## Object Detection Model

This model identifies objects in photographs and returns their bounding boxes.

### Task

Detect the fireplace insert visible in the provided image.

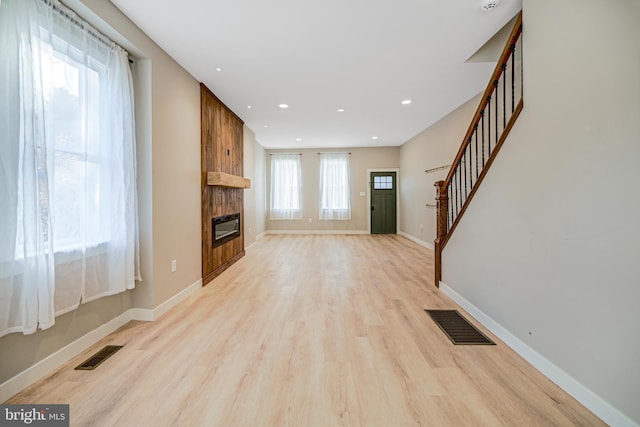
[212,213,240,247]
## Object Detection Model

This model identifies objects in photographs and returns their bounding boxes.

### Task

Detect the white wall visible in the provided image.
[399,93,481,246]
[442,0,640,424]
[244,126,267,247]
[0,0,202,386]
[266,147,399,232]
[254,141,267,238]
[68,0,202,310]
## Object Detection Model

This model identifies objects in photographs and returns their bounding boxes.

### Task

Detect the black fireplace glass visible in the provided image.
[212,213,240,247]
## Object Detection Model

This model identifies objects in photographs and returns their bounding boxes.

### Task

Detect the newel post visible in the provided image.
[434,180,448,288]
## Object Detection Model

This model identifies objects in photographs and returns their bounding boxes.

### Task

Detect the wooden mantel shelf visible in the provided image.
[207,171,251,189]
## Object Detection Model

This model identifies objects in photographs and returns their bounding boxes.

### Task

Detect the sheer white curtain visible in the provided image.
[0,0,140,338]
[270,154,302,220]
[319,153,351,220]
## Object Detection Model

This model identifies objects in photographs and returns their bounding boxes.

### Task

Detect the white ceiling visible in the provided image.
[110,0,521,149]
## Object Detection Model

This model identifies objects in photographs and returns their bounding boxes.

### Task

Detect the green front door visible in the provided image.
[370,172,397,234]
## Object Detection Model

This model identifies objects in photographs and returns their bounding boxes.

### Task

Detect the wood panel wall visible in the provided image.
[201,83,245,285]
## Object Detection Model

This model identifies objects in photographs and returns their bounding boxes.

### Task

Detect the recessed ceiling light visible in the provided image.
[337,108,345,112]
[216,67,223,72]
[263,125,268,128]
[295,138,302,141]
[279,104,289,109]
[401,99,412,105]
[371,136,379,140]
[247,105,252,109]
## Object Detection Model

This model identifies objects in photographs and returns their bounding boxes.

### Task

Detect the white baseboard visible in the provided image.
[0,310,133,403]
[398,231,434,250]
[244,231,267,251]
[128,307,154,322]
[439,281,638,427]
[145,278,202,320]
[0,278,203,403]
[245,232,266,250]
[265,230,368,235]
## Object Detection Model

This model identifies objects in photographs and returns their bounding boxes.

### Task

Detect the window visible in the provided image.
[373,175,394,190]
[319,153,351,220]
[44,42,104,249]
[270,154,302,220]
[0,0,140,337]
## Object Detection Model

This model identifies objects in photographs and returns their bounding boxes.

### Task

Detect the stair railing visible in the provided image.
[434,12,523,286]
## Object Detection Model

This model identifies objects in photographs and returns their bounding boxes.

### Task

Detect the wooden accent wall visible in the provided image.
[201,83,245,285]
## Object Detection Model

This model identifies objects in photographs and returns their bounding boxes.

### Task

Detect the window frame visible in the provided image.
[269,154,303,220]
[42,36,109,253]
[319,153,351,221]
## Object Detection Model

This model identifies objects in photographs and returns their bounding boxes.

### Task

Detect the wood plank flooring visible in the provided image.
[6,235,605,426]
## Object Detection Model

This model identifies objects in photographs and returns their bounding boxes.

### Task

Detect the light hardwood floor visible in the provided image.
[7,234,604,426]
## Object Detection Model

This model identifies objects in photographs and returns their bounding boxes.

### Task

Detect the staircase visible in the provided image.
[434,12,523,286]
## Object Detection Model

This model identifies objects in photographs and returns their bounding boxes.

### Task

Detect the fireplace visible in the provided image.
[212,213,240,247]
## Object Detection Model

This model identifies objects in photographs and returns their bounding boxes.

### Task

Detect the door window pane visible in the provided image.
[373,175,393,190]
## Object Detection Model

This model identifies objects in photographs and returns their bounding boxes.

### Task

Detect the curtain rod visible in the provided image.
[43,0,132,61]
[268,153,302,155]
[317,152,351,155]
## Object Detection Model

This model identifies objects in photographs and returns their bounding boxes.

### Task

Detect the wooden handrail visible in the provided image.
[440,99,523,250]
[443,12,522,188]
[433,12,523,287]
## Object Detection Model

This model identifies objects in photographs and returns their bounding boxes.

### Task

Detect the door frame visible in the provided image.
[366,168,400,234]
